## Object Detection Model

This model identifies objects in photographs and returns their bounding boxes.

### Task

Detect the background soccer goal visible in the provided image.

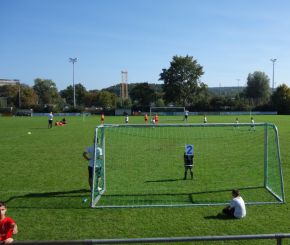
[91,123,285,208]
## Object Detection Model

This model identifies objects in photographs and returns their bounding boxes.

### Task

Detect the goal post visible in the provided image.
[91,123,285,208]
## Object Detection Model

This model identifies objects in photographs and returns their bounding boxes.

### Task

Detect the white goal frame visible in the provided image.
[91,123,285,208]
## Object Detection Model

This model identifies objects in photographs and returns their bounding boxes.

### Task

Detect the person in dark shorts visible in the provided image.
[83,140,103,191]
[222,189,246,219]
[184,110,189,122]
[48,112,53,128]
[183,153,194,180]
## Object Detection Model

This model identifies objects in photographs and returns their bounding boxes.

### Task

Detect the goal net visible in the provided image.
[91,123,285,208]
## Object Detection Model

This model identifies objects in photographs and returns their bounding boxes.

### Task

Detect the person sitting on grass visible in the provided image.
[0,201,18,244]
[222,189,246,219]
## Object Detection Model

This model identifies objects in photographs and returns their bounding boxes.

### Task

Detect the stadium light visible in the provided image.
[270,58,277,91]
[69,57,78,108]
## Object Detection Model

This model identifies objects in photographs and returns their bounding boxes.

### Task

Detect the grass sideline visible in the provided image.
[0,114,289,244]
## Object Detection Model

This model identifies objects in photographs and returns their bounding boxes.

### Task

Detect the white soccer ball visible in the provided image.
[28,132,31,135]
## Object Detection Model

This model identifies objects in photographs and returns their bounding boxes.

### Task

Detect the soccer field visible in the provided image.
[0,114,290,243]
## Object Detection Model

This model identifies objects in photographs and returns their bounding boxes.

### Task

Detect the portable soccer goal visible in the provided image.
[91,123,285,208]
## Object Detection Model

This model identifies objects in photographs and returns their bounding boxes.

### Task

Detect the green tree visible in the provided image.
[60,83,87,106]
[115,97,132,108]
[159,55,205,106]
[0,85,19,107]
[98,91,116,108]
[0,84,38,108]
[129,82,156,107]
[85,90,116,109]
[20,85,38,108]
[245,71,271,106]
[84,91,99,107]
[122,98,132,108]
[271,84,290,114]
[33,78,60,106]
[155,98,165,107]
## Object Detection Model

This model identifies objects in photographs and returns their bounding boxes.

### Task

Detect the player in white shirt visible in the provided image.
[48,112,53,129]
[83,140,103,191]
[250,117,255,131]
[222,189,246,218]
[184,110,189,122]
[125,115,129,124]
[234,117,239,129]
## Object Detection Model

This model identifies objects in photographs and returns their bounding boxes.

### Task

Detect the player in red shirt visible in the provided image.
[144,113,148,123]
[154,114,159,124]
[0,202,18,244]
[100,113,105,124]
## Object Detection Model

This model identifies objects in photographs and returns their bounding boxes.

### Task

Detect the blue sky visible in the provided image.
[1,0,290,91]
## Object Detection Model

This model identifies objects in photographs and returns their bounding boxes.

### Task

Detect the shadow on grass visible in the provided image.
[5,189,89,204]
[145,178,182,183]
[5,186,265,209]
[29,127,50,130]
[204,213,235,220]
[102,186,263,198]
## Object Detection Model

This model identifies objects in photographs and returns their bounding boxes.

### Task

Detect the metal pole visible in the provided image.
[73,62,76,108]
[270,58,277,91]
[69,58,78,108]
[18,83,21,108]
[272,61,275,90]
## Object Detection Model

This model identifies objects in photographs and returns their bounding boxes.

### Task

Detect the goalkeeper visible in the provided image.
[183,152,194,180]
[83,138,103,192]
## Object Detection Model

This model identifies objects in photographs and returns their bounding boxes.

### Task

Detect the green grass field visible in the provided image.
[1,114,290,244]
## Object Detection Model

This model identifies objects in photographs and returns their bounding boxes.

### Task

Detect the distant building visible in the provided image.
[0,79,19,86]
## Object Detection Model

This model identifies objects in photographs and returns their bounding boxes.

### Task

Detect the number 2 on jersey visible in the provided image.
[185,144,194,156]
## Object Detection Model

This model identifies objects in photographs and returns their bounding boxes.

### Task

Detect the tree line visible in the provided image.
[1,55,290,114]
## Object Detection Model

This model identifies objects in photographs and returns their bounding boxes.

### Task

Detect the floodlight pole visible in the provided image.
[270,58,277,91]
[69,57,78,108]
